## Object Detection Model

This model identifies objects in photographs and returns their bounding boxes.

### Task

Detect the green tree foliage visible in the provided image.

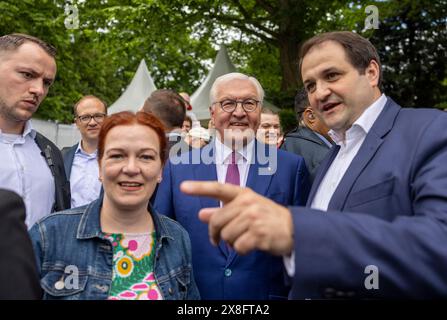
[167,0,366,108]
[1,0,445,123]
[1,0,216,122]
[279,108,297,134]
[369,0,447,108]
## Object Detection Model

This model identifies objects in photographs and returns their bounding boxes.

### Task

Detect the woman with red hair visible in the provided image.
[29,111,199,300]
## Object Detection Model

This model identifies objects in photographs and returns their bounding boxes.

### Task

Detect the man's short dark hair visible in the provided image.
[294,88,310,122]
[142,89,186,131]
[0,33,56,57]
[299,31,382,87]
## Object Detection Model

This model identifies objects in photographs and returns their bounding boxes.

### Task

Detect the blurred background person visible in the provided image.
[181,115,192,134]
[142,89,189,155]
[179,92,200,128]
[184,126,210,149]
[179,92,193,111]
[29,111,199,300]
[62,95,107,208]
[256,107,283,147]
[281,88,333,182]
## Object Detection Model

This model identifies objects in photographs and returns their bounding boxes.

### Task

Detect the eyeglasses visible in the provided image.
[77,113,106,124]
[213,98,260,113]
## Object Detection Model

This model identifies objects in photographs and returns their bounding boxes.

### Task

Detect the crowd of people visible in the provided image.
[1,31,446,300]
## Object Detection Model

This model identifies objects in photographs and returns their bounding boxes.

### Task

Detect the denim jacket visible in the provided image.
[28,198,200,300]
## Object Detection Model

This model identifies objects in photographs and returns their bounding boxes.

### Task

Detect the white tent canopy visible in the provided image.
[31,59,156,148]
[108,59,157,114]
[190,46,279,121]
[190,46,236,120]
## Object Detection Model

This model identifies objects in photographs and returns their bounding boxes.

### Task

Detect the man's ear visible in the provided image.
[366,60,380,87]
[303,108,315,126]
[209,106,215,119]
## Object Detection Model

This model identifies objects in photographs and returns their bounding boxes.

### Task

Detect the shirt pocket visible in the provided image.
[346,177,395,209]
[41,269,89,300]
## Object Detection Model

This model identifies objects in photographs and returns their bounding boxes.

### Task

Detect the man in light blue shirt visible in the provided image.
[62,95,107,208]
[0,33,70,228]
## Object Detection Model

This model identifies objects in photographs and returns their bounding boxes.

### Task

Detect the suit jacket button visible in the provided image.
[224,268,232,277]
[168,287,174,295]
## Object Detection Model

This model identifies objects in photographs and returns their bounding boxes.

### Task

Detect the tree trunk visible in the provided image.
[278,36,301,92]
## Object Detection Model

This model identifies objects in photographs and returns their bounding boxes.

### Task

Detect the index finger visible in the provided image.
[180,181,242,204]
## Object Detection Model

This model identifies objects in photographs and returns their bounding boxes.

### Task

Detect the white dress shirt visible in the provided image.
[284,94,388,276]
[0,120,55,228]
[214,137,254,189]
[311,94,387,211]
[70,142,101,208]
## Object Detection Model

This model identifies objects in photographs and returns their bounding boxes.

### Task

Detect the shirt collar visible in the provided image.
[329,94,387,145]
[0,120,36,141]
[313,132,333,148]
[75,141,98,157]
[24,120,37,139]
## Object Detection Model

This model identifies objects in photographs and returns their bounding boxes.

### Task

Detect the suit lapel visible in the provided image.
[226,141,274,265]
[64,143,78,179]
[328,98,400,210]
[246,141,274,197]
[193,144,220,209]
[191,144,230,257]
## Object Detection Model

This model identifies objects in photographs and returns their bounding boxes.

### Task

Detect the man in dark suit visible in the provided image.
[142,89,190,156]
[180,32,447,298]
[281,88,333,183]
[0,189,41,299]
[62,95,107,208]
[154,72,309,299]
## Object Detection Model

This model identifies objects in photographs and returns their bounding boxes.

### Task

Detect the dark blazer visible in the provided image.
[35,133,71,212]
[0,189,41,299]
[154,140,309,299]
[166,133,191,158]
[281,126,332,183]
[61,143,78,179]
[289,98,447,299]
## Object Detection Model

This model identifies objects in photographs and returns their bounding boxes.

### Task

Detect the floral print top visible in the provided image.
[104,232,163,300]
